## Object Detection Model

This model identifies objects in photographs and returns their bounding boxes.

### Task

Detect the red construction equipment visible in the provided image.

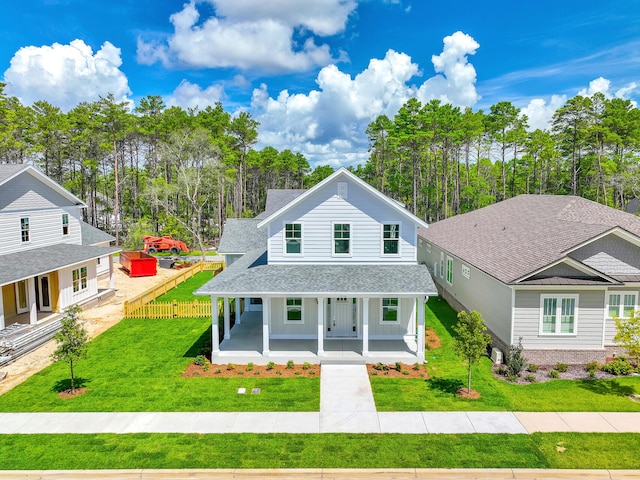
[142,235,189,254]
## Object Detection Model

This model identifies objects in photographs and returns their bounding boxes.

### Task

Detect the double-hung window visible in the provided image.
[333,223,350,255]
[62,213,69,235]
[72,266,88,293]
[608,292,637,318]
[285,298,303,323]
[382,298,399,323]
[540,294,578,334]
[20,217,29,242]
[284,223,302,254]
[382,224,399,255]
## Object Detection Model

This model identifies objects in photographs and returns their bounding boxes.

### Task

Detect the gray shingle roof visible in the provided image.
[0,164,28,184]
[217,219,267,254]
[196,248,437,297]
[419,194,640,284]
[0,244,120,286]
[81,221,115,246]
[255,189,306,219]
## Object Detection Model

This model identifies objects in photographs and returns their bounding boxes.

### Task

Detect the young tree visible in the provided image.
[52,305,89,393]
[454,310,491,394]
[614,312,640,366]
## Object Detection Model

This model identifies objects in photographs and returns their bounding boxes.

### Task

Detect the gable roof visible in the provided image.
[257,168,429,229]
[419,194,640,284]
[0,164,86,207]
[255,189,305,219]
[81,221,115,246]
[217,218,267,254]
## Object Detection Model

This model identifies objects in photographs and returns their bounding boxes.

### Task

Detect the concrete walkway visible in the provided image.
[2,364,640,434]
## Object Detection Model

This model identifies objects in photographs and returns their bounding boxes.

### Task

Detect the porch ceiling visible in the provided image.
[0,244,120,286]
[196,248,437,297]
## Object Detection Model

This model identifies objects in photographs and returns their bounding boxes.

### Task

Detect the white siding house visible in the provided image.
[197,168,437,363]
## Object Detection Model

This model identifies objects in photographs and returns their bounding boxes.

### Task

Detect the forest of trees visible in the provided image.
[1,80,639,250]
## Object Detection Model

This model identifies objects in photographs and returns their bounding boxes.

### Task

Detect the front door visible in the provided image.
[38,275,52,312]
[329,297,355,337]
[15,280,28,314]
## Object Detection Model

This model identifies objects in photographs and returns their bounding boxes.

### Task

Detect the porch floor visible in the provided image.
[216,311,421,365]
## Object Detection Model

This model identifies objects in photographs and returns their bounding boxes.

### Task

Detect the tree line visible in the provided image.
[1,81,639,250]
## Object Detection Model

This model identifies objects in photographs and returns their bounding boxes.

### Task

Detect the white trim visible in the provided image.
[284,297,304,324]
[331,221,352,257]
[256,168,429,229]
[0,165,87,206]
[439,252,444,279]
[381,222,401,257]
[605,290,638,319]
[446,256,453,286]
[282,221,303,256]
[562,227,640,255]
[270,333,316,340]
[380,297,400,324]
[510,287,515,345]
[515,256,619,284]
[538,293,579,336]
[20,216,30,243]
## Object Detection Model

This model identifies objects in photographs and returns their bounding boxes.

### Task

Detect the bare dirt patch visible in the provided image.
[426,328,440,349]
[456,387,480,399]
[184,362,320,378]
[57,387,87,399]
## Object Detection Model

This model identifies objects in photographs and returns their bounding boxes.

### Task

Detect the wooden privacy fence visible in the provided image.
[123,259,224,319]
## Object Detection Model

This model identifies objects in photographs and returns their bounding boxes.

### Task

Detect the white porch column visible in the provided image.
[223,297,231,339]
[262,297,270,355]
[211,296,220,356]
[362,297,369,357]
[417,296,426,360]
[235,298,241,325]
[317,297,324,356]
[28,277,37,324]
[108,255,115,289]
[0,287,5,330]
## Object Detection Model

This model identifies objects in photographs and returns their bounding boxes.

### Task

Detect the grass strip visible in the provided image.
[0,433,638,470]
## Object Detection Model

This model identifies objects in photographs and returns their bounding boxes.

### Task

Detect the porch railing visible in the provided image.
[123,260,224,319]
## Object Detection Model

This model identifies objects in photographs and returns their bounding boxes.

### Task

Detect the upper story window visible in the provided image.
[381,298,399,323]
[608,292,637,318]
[72,266,88,293]
[20,217,29,242]
[62,213,69,235]
[382,224,400,255]
[284,223,302,254]
[540,294,578,335]
[333,223,350,255]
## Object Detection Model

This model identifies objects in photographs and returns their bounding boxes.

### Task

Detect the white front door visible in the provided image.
[15,280,28,314]
[38,275,52,312]
[329,297,356,337]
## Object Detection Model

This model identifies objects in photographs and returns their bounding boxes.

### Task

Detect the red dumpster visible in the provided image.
[120,251,157,277]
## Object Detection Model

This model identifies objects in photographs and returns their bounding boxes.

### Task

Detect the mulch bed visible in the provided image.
[184,363,320,378]
[367,363,429,378]
[492,364,622,384]
[456,387,480,399]
[57,387,87,399]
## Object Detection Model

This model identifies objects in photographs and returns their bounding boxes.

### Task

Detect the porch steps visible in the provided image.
[319,358,366,365]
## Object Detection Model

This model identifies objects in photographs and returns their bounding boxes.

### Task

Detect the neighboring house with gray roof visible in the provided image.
[0,164,119,330]
[197,168,437,362]
[418,194,640,364]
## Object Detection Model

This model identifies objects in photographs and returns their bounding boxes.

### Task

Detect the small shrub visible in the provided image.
[214,368,221,374]
[588,369,596,378]
[395,362,402,372]
[237,371,244,376]
[254,371,260,376]
[194,355,206,366]
[286,360,294,369]
[203,362,210,372]
[302,362,311,370]
[555,363,568,373]
[382,364,390,371]
[506,337,527,377]
[402,370,409,375]
[601,359,634,376]
[524,374,536,383]
[506,373,518,382]
[275,370,282,376]
[526,364,539,373]
[373,362,384,371]
[548,369,559,379]
[267,361,275,370]
[585,361,599,372]
[294,371,300,375]
[496,366,507,376]
[371,370,378,376]
[412,362,421,371]
[309,370,316,375]
[246,362,254,371]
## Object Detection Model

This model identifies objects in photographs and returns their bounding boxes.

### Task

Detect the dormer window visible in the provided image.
[284,223,302,254]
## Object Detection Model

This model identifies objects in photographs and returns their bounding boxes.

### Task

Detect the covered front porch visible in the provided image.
[214,310,421,364]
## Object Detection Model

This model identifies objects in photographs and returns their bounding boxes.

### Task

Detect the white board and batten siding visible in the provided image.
[267,177,417,264]
[57,261,99,310]
[513,289,606,349]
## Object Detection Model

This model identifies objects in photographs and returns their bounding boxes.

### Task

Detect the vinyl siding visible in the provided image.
[570,234,640,276]
[513,289,605,349]
[270,297,318,338]
[267,178,417,264]
[0,171,78,211]
[58,261,98,309]
[419,240,513,346]
[367,297,414,338]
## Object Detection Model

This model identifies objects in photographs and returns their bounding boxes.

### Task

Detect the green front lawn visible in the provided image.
[152,270,214,302]
[372,297,640,411]
[0,317,318,412]
[0,433,638,469]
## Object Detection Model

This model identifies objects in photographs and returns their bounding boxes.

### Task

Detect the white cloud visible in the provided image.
[577,76,611,97]
[521,95,566,131]
[251,33,481,167]
[137,0,356,73]
[166,80,225,110]
[3,39,131,111]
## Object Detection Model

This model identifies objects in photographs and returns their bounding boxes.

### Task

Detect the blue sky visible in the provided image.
[2,0,639,167]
